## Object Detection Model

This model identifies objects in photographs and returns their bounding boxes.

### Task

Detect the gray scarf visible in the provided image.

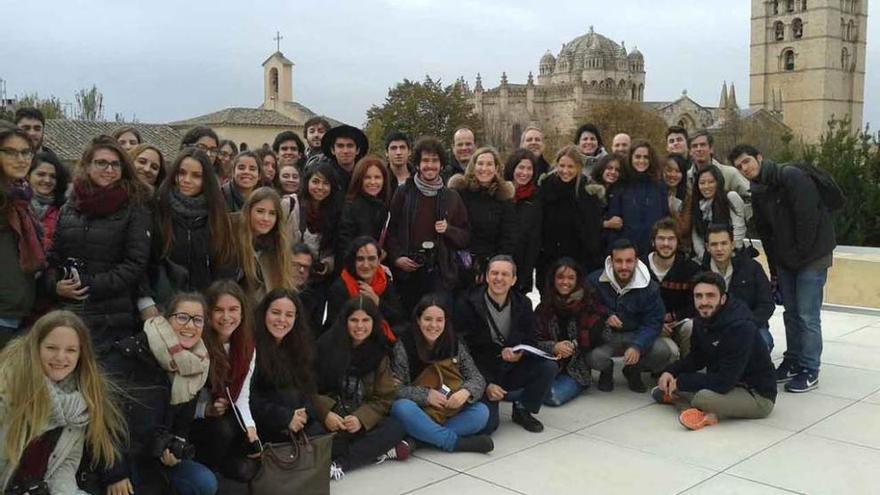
[169,189,209,219]
[414,174,443,197]
[30,193,54,221]
[47,375,89,430]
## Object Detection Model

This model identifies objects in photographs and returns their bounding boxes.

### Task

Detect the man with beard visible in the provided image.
[519,126,549,178]
[643,218,700,360]
[14,108,58,159]
[385,131,412,190]
[455,256,557,434]
[588,239,671,393]
[442,128,476,183]
[304,116,330,159]
[611,133,631,157]
[655,272,776,430]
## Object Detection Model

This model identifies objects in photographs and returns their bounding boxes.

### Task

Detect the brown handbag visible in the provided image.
[249,430,334,495]
[413,357,465,424]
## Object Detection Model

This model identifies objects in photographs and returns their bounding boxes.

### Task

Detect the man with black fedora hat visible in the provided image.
[321,124,369,193]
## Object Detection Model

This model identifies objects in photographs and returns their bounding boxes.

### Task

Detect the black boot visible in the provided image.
[623,365,646,393]
[454,435,495,453]
[512,407,544,433]
[598,370,614,392]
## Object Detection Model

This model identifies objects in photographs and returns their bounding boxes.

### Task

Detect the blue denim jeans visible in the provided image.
[777,266,827,371]
[391,399,489,452]
[543,374,585,407]
[758,324,774,353]
[167,459,218,495]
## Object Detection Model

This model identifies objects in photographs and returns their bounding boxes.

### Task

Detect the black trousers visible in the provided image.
[331,417,407,471]
[190,413,258,482]
[481,355,558,434]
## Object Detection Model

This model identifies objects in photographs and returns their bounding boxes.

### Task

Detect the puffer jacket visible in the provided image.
[448,174,518,264]
[607,177,669,257]
[48,201,152,353]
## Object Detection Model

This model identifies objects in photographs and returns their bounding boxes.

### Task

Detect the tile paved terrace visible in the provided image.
[325,306,880,495]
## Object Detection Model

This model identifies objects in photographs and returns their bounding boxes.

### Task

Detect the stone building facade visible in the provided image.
[749,0,868,141]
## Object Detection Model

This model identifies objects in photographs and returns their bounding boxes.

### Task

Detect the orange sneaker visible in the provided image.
[679,408,719,431]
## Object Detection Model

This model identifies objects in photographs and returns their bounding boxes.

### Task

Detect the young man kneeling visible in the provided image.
[654,272,776,430]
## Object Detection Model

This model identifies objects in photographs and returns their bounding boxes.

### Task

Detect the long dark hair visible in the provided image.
[346,155,391,206]
[316,296,388,393]
[300,161,342,249]
[410,294,457,363]
[203,280,254,395]
[344,236,380,278]
[624,141,662,183]
[503,148,538,185]
[73,135,151,204]
[665,154,689,201]
[253,289,316,394]
[155,147,236,266]
[28,151,71,207]
[691,165,732,238]
[590,153,624,187]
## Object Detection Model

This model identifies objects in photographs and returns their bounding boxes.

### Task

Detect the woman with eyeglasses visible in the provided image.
[46,136,152,358]
[180,126,221,175]
[129,144,167,189]
[324,236,405,339]
[102,292,217,495]
[0,126,45,346]
[221,151,261,213]
[217,140,238,184]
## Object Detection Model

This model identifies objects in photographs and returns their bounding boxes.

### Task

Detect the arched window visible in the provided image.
[631,85,637,100]
[786,0,795,12]
[848,20,856,41]
[841,47,850,69]
[638,84,644,101]
[775,21,785,40]
[852,0,858,13]
[269,67,279,99]
[783,49,796,71]
[801,0,807,10]
[793,18,803,38]
[772,0,779,14]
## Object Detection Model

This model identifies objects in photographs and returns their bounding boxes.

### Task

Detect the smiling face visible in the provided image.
[176,157,204,197]
[211,294,242,343]
[249,198,277,236]
[611,247,637,286]
[233,156,260,191]
[134,148,162,186]
[631,146,650,173]
[418,152,441,181]
[28,162,57,197]
[417,305,446,346]
[308,172,331,202]
[512,159,534,187]
[578,131,598,155]
[261,154,277,182]
[265,297,296,342]
[87,148,123,188]
[694,282,726,319]
[361,164,384,197]
[602,160,621,185]
[347,309,373,346]
[664,160,683,188]
[1,135,33,182]
[556,155,579,183]
[553,266,577,297]
[486,260,516,300]
[40,325,80,383]
[611,134,631,156]
[278,140,301,166]
[306,124,326,150]
[521,129,544,156]
[697,172,718,199]
[652,228,678,260]
[355,243,379,281]
[116,131,139,152]
[17,117,43,150]
[473,152,497,186]
[279,165,300,194]
[453,129,475,164]
[170,301,205,350]
[689,135,712,166]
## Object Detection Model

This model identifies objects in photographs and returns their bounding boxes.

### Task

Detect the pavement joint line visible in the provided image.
[400,471,466,495]
[722,472,810,494]
[459,472,529,495]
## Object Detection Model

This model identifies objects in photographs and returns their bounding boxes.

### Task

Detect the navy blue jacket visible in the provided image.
[666,297,777,401]
[703,253,775,328]
[607,178,669,256]
[587,264,665,353]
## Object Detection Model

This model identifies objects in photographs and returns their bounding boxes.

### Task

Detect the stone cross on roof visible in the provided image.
[274,31,283,52]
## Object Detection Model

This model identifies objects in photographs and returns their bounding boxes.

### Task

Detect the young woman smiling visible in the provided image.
[503,149,542,293]
[190,281,260,482]
[448,146,517,287]
[149,148,237,307]
[682,165,746,262]
[27,151,70,252]
[337,156,392,265]
[316,297,409,480]
[0,310,125,494]
[234,187,295,305]
[0,127,45,343]
[130,144,167,189]
[255,148,281,191]
[222,151,261,212]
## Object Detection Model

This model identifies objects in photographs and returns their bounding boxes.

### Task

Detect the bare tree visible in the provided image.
[75,85,104,121]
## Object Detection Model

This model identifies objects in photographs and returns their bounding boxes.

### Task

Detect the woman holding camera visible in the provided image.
[324,236,405,339]
[110,292,216,495]
[0,310,125,495]
[316,297,409,480]
[390,295,493,454]
[190,281,261,482]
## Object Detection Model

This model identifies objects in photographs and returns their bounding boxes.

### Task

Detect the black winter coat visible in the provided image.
[448,175,518,265]
[324,275,406,332]
[48,201,151,352]
[512,191,542,292]
[667,298,777,401]
[336,193,389,262]
[454,286,536,383]
[704,253,775,328]
[750,160,836,272]
[250,361,317,442]
[538,174,604,274]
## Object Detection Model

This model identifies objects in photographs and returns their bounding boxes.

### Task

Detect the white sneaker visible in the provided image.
[329,461,345,481]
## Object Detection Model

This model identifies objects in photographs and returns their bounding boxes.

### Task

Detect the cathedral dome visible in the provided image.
[540,50,556,66]
[628,47,644,60]
[558,26,623,60]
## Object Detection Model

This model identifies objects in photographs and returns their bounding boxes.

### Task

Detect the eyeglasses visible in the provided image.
[0,147,34,161]
[170,312,205,328]
[194,143,218,157]
[91,159,122,171]
[292,261,312,272]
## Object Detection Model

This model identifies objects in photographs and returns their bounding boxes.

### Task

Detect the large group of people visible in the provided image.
[0,106,837,494]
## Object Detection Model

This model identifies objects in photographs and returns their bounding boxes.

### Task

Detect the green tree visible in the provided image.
[75,85,104,121]
[14,93,67,120]
[365,76,482,149]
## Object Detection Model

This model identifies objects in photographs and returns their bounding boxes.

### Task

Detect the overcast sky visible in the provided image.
[3,0,877,131]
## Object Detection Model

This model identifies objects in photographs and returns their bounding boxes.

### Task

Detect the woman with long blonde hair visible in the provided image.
[0,310,126,494]
[235,187,295,304]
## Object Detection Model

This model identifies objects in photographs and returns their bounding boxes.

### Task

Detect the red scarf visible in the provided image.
[5,182,46,273]
[514,182,537,203]
[73,178,130,218]
[214,329,255,402]
[340,268,396,343]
